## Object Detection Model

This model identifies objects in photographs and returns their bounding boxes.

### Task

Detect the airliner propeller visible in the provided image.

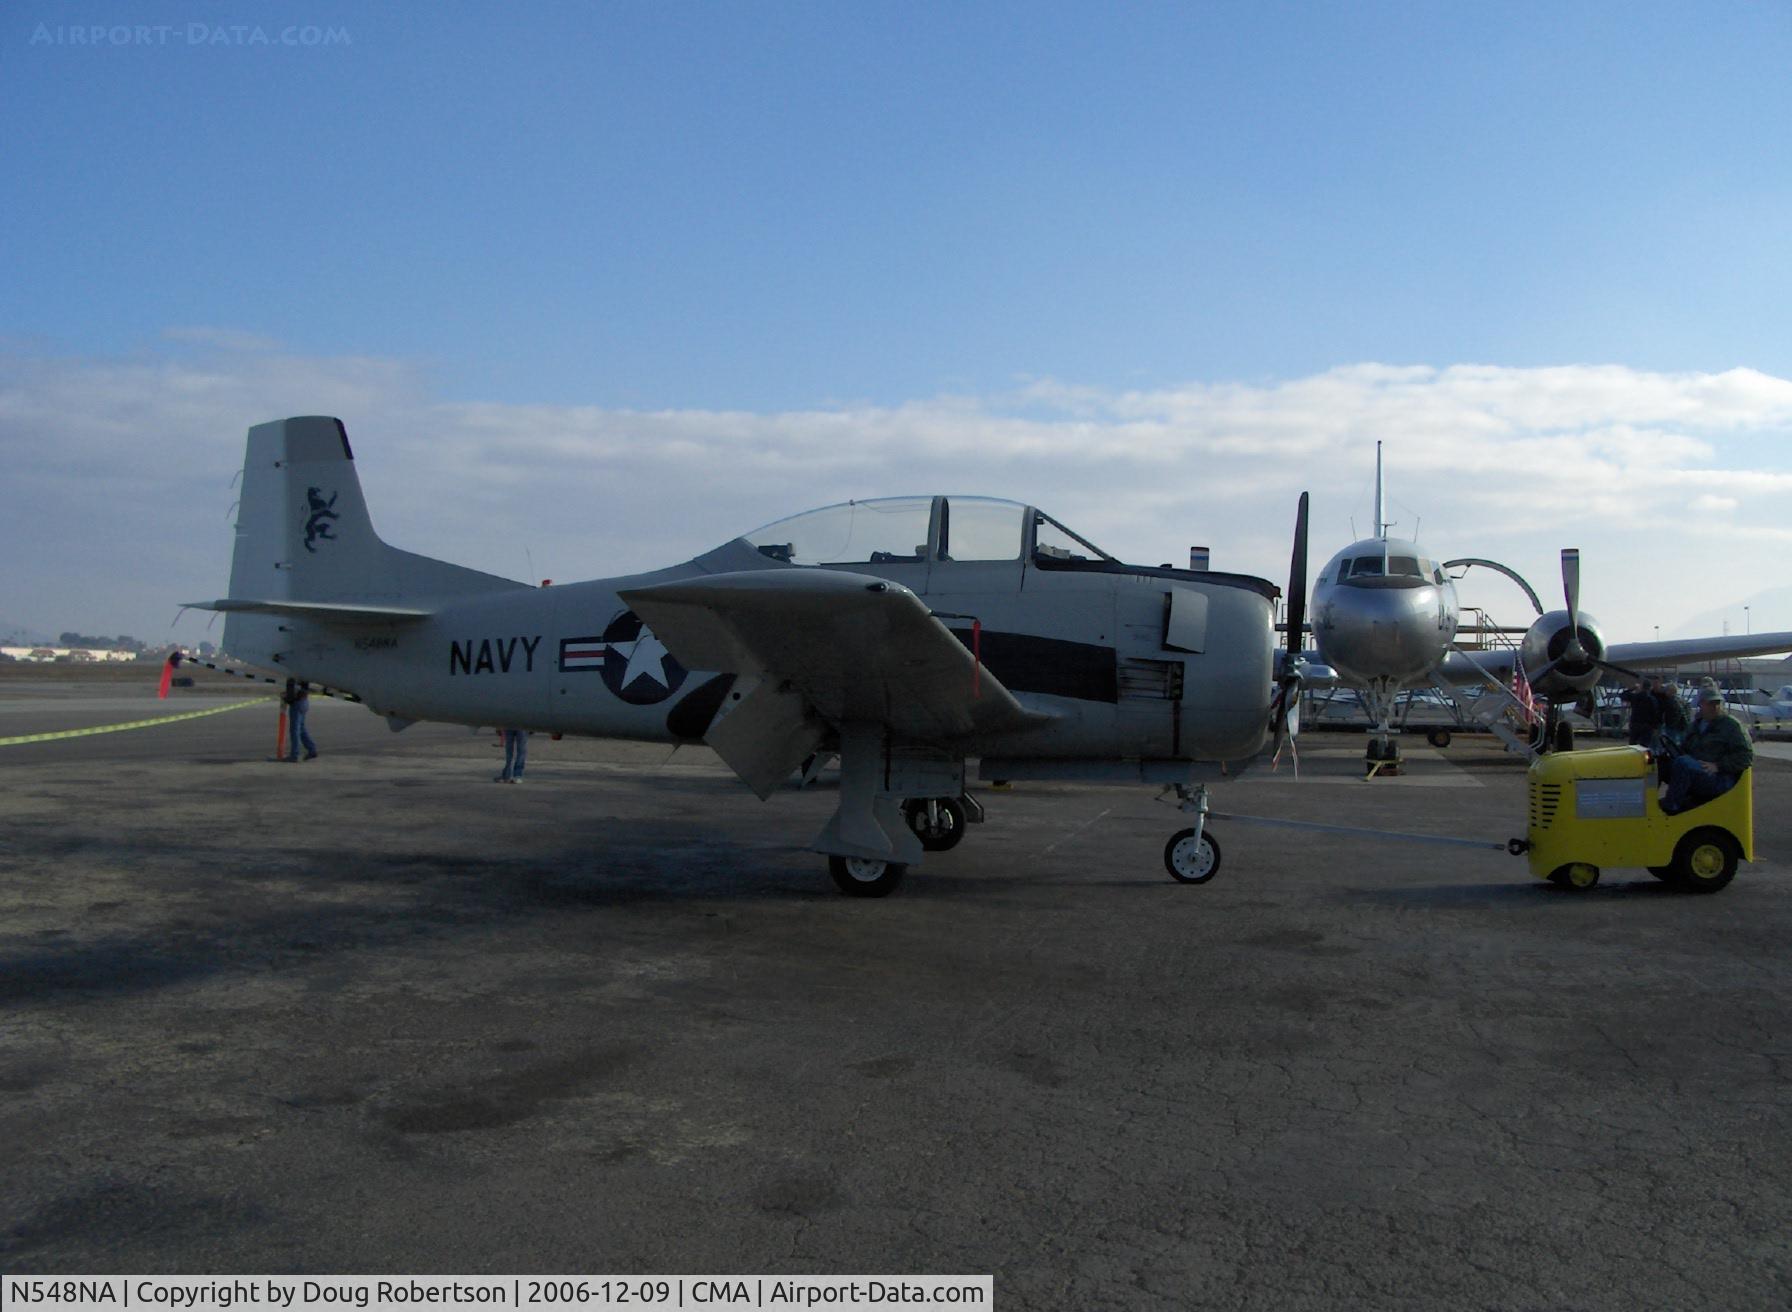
[1520,547,1639,702]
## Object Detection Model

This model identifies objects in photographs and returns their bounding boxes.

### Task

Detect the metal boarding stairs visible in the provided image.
[1449,608,1539,760]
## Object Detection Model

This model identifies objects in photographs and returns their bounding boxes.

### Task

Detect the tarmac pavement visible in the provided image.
[2,672,1789,1308]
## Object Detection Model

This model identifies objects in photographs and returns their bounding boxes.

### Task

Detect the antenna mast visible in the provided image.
[1374,441,1387,540]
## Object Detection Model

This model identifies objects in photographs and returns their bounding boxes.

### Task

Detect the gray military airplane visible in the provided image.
[1306,445,1792,765]
[191,416,1311,896]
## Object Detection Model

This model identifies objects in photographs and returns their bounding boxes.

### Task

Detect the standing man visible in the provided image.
[1662,687,1752,813]
[496,728,529,783]
[1656,678,1689,753]
[1621,675,1664,748]
[283,678,318,762]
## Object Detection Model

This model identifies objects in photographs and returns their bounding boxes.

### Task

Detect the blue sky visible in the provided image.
[4,1,1792,644]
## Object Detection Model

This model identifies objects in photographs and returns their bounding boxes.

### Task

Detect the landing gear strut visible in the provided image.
[1164,784,1222,883]
[1363,682,1402,776]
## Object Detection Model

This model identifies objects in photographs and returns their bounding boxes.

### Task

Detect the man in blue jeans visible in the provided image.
[283,678,317,762]
[1662,687,1751,813]
[496,728,529,782]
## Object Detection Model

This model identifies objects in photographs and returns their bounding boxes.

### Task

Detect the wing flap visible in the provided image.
[621,569,1050,741]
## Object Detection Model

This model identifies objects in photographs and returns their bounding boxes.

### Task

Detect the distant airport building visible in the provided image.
[0,645,142,663]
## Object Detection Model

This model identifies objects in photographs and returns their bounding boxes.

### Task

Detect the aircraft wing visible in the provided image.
[185,599,433,623]
[1438,631,1792,685]
[1603,632,1792,669]
[620,569,1051,741]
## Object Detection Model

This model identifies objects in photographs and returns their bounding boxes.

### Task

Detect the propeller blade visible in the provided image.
[1285,491,1309,660]
[1561,548,1582,658]
[1272,492,1311,751]
[1526,656,1563,688]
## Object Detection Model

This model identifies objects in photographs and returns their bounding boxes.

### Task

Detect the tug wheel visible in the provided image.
[1671,828,1740,894]
[1426,727,1452,748]
[1164,828,1222,884]
[1548,863,1600,891]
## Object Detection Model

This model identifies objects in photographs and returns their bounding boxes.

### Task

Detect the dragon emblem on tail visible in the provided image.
[303,487,339,553]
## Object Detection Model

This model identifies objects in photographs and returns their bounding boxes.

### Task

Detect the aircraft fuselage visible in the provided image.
[263,538,1278,765]
[1310,536,1460,688]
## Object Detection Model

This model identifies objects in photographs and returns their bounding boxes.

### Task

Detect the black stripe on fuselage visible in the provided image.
[949,629,1118,704]
[1029,556,1279,601]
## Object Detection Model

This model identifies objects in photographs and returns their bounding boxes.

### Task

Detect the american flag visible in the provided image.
[1512,663,1539,725]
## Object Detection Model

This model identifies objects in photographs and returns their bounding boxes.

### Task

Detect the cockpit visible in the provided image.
[737,495,1114,568]
[1325,546,1448,589]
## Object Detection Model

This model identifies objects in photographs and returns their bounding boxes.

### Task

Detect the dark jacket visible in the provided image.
[1680,712,1753,776]
[1622,687,1663,734]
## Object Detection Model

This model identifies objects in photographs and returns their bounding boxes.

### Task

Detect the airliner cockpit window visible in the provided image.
[742,497,935,566]
[1349,556,1384,578]
[1389,556,1421,577]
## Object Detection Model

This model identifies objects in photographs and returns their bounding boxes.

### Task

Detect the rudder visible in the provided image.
[221,416,522,663]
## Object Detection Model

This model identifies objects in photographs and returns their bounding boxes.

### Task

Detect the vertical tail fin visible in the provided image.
[219,416,521,664]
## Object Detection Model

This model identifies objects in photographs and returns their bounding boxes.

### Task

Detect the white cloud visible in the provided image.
[3,339,1791,645]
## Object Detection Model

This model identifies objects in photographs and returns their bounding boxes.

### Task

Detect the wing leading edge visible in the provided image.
[1439,630,1792,684]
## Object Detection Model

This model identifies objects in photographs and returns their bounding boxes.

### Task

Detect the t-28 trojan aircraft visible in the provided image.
[193,416,1311,896]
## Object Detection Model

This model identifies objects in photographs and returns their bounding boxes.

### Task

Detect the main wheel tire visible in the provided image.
[902,796,967,852]
[1164,828,1222,883]
[1555,721,1575,753]
[828,855,907,898]
[1671,827,1740,894]
[1426,727,1452,748]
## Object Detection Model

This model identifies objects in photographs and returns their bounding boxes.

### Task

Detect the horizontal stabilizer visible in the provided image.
[188,598,433,623]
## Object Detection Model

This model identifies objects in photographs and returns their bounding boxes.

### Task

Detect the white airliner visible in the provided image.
[1305,446,1792,766]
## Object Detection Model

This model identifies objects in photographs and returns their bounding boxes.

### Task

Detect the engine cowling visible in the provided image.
[1519,608,1606,699]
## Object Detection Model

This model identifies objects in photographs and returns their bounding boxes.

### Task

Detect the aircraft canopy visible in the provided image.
[739,496,1113,568]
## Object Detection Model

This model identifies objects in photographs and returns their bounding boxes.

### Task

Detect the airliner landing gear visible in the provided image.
[1366,736,1402,775]
[1363,684,1403,776]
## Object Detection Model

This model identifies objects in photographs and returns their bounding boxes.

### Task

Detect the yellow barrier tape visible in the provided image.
[0,697,274,746]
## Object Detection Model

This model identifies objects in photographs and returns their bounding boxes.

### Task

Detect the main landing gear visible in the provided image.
[829,854,908,897]
[903,795,972,852]
[827,792,983,897]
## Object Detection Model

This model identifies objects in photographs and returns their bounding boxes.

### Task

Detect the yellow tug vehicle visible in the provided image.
[1520,746,1752,893]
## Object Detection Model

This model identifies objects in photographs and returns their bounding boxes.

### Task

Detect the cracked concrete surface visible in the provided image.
[2,673,1789,1308]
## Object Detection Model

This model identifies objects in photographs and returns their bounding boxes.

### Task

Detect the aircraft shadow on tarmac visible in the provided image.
[0,826,839,1006]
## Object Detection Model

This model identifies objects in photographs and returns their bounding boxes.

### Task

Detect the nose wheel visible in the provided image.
[1164,827,1222,883]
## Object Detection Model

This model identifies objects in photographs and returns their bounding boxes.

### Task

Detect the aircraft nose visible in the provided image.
[1317,585,1447,683]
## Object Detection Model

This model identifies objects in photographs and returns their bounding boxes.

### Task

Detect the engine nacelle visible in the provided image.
[1519,608,1606,699]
